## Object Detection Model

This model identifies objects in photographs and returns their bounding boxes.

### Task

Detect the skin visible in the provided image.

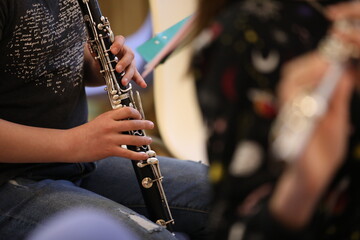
[0,36,153,163]
[269,1,360,229]
[84,35,147,88]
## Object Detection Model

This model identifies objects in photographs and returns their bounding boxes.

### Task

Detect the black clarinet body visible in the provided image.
[77,0,174,231]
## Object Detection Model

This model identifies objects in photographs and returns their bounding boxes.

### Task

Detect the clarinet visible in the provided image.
[77,0,175,231]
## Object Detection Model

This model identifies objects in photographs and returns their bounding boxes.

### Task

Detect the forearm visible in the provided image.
[0,119,74,163]
[269,167,325,229]
[271,174,309,228]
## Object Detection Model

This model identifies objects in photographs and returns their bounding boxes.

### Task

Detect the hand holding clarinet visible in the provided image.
[269,1,360,230]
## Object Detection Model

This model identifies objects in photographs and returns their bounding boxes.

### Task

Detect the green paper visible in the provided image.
[137,16,191,63]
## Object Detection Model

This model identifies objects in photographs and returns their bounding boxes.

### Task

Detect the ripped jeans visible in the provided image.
[0,157,211,240]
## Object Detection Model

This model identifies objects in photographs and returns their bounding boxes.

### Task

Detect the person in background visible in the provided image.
[0,1,210,240]
[189,0,360,239]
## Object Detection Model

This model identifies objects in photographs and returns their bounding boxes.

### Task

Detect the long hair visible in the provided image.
[186,0,231,43]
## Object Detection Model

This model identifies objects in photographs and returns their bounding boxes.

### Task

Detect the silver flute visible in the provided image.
[270,18,360,162]
[77,0,175,231]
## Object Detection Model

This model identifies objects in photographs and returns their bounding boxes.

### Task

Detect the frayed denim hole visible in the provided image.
[116,208,163,233]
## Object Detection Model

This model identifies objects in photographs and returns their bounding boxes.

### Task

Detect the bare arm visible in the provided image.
[0,118,73,163]
[270,44,356,230]
[0,107,154,163]
[1,32,153,163]
[270,63,353,228]
[268,2,360,229]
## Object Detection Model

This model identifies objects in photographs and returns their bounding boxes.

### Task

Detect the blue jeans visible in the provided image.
[0,157,211,240]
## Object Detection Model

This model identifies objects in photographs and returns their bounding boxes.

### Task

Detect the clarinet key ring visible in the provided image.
[270,5,360,162]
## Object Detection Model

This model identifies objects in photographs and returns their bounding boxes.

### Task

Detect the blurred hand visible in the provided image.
[279,52,354,186]
[269,2,360,225]
[326,1,360,56]
[270,50,356,230]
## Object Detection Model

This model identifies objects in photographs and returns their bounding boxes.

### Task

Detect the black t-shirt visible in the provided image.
[0,0,90,185]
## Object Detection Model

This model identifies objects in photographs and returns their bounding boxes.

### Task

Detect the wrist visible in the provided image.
[269,165,329,229]
[59,128,83,163]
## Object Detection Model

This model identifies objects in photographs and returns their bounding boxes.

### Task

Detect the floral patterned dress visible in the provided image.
[192,0,360,239]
